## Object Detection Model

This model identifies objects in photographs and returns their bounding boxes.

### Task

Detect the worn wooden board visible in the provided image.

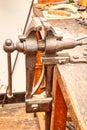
[0,103,40,130]
[36,112,45,130]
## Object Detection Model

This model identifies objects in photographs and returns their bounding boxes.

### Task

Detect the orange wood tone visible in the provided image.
[36,112,45,130]
[38,0,62,4]
[34,31,45,94]
[51,66,67,130]
[79,0,87,6]
[36,31,42,40]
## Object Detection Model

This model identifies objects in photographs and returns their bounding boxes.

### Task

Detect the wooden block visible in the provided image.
[36,112,45,130]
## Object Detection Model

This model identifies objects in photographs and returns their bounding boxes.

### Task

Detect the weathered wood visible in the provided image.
[0,103,40,130]
[36,112,45,130]
[51,67,67,130]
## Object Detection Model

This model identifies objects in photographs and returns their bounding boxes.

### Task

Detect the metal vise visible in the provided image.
[3,17,85,130]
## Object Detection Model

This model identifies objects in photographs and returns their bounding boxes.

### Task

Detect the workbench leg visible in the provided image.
[51,67,67,130]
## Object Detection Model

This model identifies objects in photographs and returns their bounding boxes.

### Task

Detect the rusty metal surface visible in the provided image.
[25,54,36,99]
[26,97,52,113]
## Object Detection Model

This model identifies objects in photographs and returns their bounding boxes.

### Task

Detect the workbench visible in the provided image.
[47,20,87,130]
[33,7,87,130]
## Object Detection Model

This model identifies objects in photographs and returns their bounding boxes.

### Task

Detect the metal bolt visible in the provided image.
[31,104,38,110]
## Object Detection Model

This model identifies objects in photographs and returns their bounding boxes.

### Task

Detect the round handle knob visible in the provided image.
[3,39,15,52]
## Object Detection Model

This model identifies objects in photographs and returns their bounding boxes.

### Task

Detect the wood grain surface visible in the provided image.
[0,103,40,130]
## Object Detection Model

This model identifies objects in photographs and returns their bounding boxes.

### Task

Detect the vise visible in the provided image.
[3,17,87,130]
